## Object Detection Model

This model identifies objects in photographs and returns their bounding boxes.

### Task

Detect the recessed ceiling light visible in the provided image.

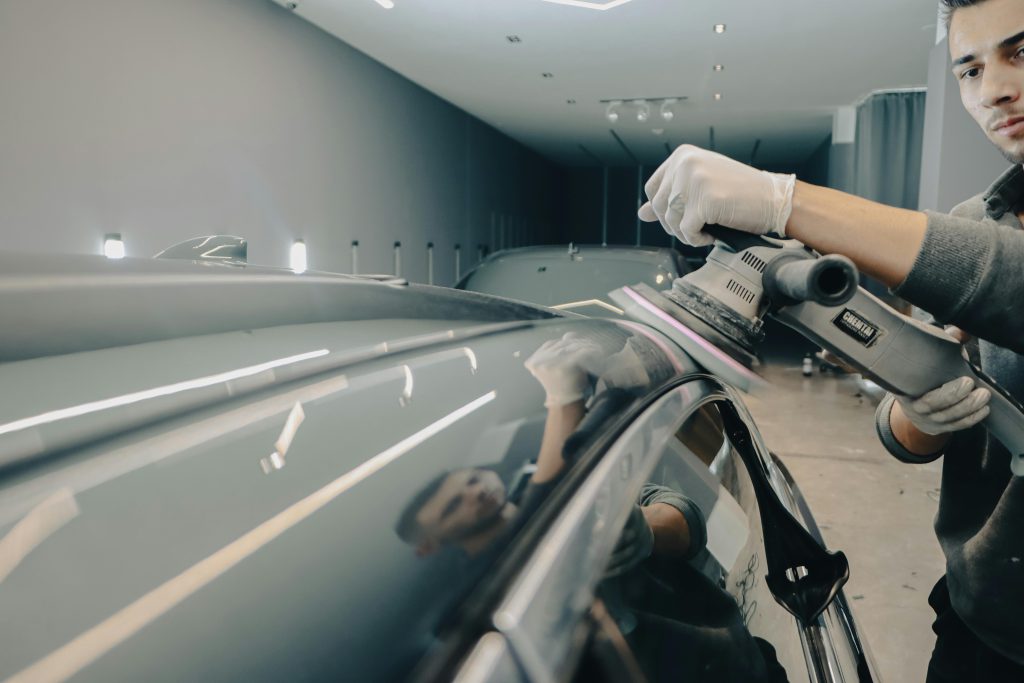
[374,0,394,7]
[713,64,725,71]
[714,23,726,33]
[542,72,554,78]
[714,93,723,101]
[506,35,522,43]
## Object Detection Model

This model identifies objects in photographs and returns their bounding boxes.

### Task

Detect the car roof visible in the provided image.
[0,251,559,363]
[478,244,677,263]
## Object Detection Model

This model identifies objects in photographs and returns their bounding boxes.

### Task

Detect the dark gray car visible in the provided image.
[0,252,874,682]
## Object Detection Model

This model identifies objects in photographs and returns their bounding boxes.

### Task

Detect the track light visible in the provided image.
[660,98,677,122]
[633,100,650,122]
[606,100,622,123]
[103,233,125,259]
[290,240,307,273]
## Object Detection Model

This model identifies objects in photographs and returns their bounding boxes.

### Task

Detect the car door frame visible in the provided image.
[446,374,874,683]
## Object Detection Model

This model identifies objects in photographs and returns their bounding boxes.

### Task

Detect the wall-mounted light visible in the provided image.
[103,233,125,260]
[374,0,395,8]
[290,240,307,273]
[714,93,723,101]
[605,100,622,123]
[713,64,725,72]
[714,23,726,33]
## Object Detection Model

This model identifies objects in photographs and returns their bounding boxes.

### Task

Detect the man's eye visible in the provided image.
[1016,46,1024,60]
[960,67,981,80]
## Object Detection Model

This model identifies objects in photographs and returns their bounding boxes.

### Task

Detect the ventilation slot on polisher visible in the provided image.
[726,279,756,305]
[741,251,767,273]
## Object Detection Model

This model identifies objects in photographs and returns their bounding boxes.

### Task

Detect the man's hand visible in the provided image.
[637,144,796,246]
[524,333,603,407]
[895,377,991,437]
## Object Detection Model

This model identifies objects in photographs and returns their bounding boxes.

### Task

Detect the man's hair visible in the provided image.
[939,0,987,29]
[395,470,451,544]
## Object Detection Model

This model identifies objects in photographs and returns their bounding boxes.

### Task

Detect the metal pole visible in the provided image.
[393,241,402,277]
[426,242,434,285]
[454,244,461,282]
[351,240,359,275]
[602,166,609,247]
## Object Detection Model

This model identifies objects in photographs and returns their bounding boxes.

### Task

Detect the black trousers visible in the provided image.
[926,576,1024,683]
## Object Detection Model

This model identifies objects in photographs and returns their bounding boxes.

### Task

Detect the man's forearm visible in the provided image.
[532,401,586,484]
[786,181,929,287]
[889,400,951,456]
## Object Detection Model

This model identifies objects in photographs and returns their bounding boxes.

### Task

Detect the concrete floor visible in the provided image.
[744,329,945,683]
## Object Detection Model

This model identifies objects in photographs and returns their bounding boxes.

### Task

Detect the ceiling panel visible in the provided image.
[274,0,937,168]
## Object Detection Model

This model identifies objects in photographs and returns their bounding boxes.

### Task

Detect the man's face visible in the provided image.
[950,0,1024,163]
[414,468,507,544]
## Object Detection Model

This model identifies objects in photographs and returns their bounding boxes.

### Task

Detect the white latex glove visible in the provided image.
[525,333,604,406]
[637,144,796,247]
[896,377,991,436]
[597,339,650,390]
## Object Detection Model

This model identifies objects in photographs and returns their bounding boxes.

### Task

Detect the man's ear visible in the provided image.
[415,539,440,557]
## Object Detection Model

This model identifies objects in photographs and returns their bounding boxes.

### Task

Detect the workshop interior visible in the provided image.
[0,1,1020,682]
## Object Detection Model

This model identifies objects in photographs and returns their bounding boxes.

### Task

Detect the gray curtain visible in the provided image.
[839,90,926,301]
[852,90,927,209]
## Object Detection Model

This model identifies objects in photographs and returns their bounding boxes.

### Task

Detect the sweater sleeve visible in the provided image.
[874,393,944,464]
[638,483,708,559]
[939,445,1024,665]
[893,209,1024,354]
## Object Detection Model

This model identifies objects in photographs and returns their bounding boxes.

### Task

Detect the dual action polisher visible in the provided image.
[612,225,1024,478]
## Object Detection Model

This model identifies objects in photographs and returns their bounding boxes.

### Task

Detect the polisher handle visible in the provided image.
[763,254,859,308]
[703,224,780,252]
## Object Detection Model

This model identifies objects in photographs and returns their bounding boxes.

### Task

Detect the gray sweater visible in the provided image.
[874,164,1024,664]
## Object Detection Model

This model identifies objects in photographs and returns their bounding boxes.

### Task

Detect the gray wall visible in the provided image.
[0,0,565,284]
[918,38,1009,213]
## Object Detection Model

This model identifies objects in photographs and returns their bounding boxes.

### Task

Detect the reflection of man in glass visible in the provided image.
[396,332,705,565]
[396,333,605,556]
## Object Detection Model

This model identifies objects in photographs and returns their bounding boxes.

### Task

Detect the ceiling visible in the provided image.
[275,0,939,168]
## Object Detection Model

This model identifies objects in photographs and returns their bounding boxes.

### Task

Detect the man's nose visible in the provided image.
[981,62,1021,109]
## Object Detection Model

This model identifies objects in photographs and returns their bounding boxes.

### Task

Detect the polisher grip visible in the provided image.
[764,254,858,308]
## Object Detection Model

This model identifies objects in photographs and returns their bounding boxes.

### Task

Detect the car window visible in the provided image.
[588,399,808,683]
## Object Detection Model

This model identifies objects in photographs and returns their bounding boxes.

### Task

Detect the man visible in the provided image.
[638,0,1024,679]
